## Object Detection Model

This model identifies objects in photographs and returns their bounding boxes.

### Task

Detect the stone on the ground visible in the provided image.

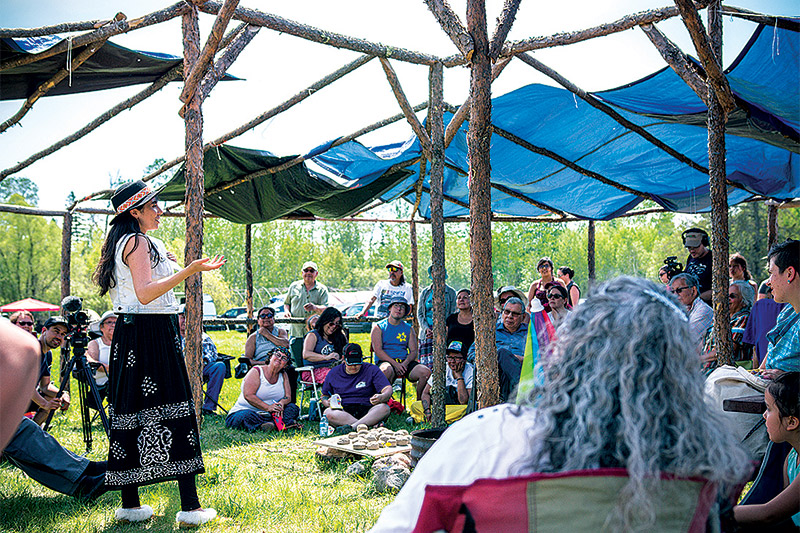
[315,446,358,462]
[346,461,368,477]
[371,465,410,492]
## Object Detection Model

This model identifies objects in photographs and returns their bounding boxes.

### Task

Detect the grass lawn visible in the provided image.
[0,331,424,532]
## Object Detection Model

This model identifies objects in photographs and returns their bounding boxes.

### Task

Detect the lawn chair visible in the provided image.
[412,468,719,533]
[202,353,234,414]
[290,337,322,420]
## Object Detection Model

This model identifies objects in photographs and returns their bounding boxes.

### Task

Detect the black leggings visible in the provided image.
[120,475,200,511]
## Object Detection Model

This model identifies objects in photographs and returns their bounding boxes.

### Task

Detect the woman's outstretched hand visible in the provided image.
[190,255,226,273]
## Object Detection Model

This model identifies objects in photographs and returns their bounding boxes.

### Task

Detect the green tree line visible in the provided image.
[1,175,797,315]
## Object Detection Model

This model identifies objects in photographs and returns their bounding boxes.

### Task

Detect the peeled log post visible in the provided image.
[0,39,106,134]
[245,224,254,335]
[183,5,206,421]
[429,62,447,427]
[180,0,240,103]
[467,0,499,408]
[767,202,778,249]
[0,64,182,184]
[588,220,596,289]
[706,1,732,367]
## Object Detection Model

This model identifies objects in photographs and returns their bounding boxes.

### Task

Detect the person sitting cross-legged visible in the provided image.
[321,343,392,431]
[372,296,431,400]
[410,340,474,424]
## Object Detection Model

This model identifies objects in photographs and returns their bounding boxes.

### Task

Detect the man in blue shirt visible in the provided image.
[372,296,431,400]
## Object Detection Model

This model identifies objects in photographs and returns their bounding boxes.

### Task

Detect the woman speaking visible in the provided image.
[93,180,224,527]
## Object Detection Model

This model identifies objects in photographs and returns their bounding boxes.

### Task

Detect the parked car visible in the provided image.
[340,302,376,335]
[219,307,246,331]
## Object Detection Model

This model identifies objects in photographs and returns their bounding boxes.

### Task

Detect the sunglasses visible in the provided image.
[326,320,342,328]
[17,321,34,326]
[670,286,691,294]
[258,313,274,319]
[547,293,563,300]
[445,355,464,361]
[728,293,739,299]
[303,268,316,273]
[502,309,522,317]
[387,267,401,272]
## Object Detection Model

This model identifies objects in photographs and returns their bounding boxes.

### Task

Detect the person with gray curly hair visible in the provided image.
[370,277,750,533]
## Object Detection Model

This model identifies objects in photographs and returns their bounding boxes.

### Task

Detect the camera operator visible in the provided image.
[682,228,713,303]
[658,256,683,285]
[31,316,71,425]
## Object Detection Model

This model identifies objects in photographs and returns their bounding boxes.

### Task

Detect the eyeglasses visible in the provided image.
[502,309,523,317]
[327,321,342,328]
[547,293,563,300]
[445,355,464,361]
[387,267,401,272]
[274,355,290,362]
[670,286,691,294]
[258,313,274,319]
[17,321,33,326]
[303,268,316,273]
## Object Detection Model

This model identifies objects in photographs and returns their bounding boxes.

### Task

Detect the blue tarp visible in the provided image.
[0,35,237,100]
[308,19,799,220]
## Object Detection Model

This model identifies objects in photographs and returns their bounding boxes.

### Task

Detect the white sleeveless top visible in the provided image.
[228,367,286,415]
[93,337,111,386]
[110,234,178,314]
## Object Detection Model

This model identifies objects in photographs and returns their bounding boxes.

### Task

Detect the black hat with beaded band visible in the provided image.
[110,180,162,223]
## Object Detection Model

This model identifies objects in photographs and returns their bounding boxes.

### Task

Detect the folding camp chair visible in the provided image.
[413,468,720,533]
[290,337,322,420]
[201,353,234,414]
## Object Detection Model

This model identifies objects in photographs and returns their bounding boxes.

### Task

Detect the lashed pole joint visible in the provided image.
[423,0,474,61]
[640,23,709,106]
[673,0,736,113]
[379,57,434,158]
[180,0,241,104]
[1,39,107,133]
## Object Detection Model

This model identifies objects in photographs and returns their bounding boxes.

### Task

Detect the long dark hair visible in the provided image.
[93,211,160,296]
[768,372,799,419]
[314,307,347,354]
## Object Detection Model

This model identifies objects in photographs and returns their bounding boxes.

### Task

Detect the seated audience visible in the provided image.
[734,372,800,527]
[371,277,750,532]
[410,341,474,424]
[321,343,392,430]
[244,305,289,365]
[760,239,800,379]
[669,273,712,351]
[526,257,564,312]
[302,306,347,384]
[743,284,786,367]
[226,347,299,431]
[729,252,758,293]
[557,266,581,308]
[495,286,529,322]
[9,310,35,336]
[446,289,474,356]
[372,296,430,400]
[177,305,227,415]
[470,297,528,402]
[417,267,457,368]
[85,311,116,407]
[702,280,755,373]
[545,282,571,328]
[31,316,71,425]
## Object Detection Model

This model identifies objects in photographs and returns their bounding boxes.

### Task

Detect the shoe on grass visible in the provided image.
[176,508,217,528]
[115,505,154,523]
[332,424,353,436]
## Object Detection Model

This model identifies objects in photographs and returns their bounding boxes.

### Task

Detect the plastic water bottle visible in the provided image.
[308,398,318,421]
[319,414,329,437]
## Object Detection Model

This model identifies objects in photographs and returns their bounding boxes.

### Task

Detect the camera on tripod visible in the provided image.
[658,256,684,283]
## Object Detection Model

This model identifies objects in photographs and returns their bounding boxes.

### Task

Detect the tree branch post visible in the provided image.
[767,201,778,249]
[245,224,254,335]
[640,23,709,106]
[429,62,447,427]
[674,0,736,113]
[467,0,499,408]
[183,4,206,421]
[587,220,596,289]
[423,0,474,61]
[0,39,106,134]
[180,0,240,104]
[489,0,522,60]
[706,0,732,367]
[379,57,433,158]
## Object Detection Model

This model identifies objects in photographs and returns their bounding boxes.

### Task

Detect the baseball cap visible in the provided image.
[343,343,364,365]
[446,340,463,354]
[386,260,404,270]
[43,316,69,330]
[302,261,318,271]
[682,228,707,248]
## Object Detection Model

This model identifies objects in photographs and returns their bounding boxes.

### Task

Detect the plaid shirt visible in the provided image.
[180,333,218,365]
[765,305,800,372]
